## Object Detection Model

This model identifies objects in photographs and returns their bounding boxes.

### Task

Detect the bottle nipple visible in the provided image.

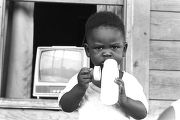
[91,66,101,81]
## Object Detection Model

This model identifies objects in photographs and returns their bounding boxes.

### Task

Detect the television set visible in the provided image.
[33,46,90,98]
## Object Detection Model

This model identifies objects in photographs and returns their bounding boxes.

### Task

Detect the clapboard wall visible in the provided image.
[148,0,180,119]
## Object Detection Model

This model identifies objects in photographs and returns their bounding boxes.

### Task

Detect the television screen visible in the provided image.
[33,46,89,98]
[40,49,83,83]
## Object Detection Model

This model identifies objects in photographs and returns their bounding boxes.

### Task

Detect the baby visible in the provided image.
[58,11,148,120]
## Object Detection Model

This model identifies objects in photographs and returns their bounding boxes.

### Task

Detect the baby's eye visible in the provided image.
[94,47,103,50]
[111,46,120,49]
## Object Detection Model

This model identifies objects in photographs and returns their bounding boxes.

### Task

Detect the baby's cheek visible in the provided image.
[91,55,103,65]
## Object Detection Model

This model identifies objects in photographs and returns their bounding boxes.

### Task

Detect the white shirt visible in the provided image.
[58,72,148,120]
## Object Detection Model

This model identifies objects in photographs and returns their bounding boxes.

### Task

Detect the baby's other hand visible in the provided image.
[77,67,92,90]
[115,78,127,105]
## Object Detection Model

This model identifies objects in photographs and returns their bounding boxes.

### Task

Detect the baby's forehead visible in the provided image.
[88,26,125,38]
[92,25,123,33]
[87,30,125,44]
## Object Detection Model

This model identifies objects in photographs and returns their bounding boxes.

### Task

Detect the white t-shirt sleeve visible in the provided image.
[58,73,78,103]
[171,99,180,120]
[123,72,149,112]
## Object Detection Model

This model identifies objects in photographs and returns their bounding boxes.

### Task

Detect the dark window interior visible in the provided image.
[33,3,96,47]
[32,3,96,97]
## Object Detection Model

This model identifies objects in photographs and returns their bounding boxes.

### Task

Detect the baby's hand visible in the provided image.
[77,67,92,90]
[115,78,127,105]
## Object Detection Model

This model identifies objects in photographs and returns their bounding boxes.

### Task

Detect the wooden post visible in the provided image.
[5,2,34,98]
[125,0,150,98]
[0,0,7,96]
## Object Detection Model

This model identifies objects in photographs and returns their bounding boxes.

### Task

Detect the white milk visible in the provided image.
[100,59,119,105]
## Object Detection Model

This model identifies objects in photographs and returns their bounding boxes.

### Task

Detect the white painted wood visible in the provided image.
[150,70,180,100]
[5,2,34,98]
[151,11,180,40]
[0,108,78,120]
[125,0,150,98]
[12,0,123,5]
[151,0,180,12]
[0,98,59,109]
[150,41,180,70]
[0,0,7,96]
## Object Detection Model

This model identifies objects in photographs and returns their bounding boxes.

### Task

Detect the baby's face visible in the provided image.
[85,26,127,67]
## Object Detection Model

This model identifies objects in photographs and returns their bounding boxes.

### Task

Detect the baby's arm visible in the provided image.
[115,79,147,119]
[60,67,92,112]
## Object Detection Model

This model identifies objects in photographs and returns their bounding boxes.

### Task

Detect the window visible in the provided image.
[0,0,125,109]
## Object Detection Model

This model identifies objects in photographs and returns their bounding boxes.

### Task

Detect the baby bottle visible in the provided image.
[100,59,119,105]
[91,59,119,105]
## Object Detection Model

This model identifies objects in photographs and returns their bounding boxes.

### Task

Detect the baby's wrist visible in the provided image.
[77,83,88,91]
[118,95,128,106]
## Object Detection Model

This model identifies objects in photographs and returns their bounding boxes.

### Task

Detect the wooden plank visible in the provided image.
[151,0,180,12]
[151,11,180,40]
[0,0,6,96]
[150,41,180,70]
[0,98,60,110]
[11,0,123,5]
[5,2,34,98]
[0,99,173,120]
[0,0,4,96]
[149,70,180,100]
[125,0,150,98]
[124,0,133,73]
[0,108,78,120]
[0,100,173,120]
[146,100,174,120]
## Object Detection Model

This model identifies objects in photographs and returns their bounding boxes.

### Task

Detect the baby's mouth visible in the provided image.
[100,63,104,69]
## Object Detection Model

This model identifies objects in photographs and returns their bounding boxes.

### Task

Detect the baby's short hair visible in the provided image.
[85,11,125,38]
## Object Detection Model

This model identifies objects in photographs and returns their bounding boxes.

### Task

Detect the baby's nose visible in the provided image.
[102,50,112,58]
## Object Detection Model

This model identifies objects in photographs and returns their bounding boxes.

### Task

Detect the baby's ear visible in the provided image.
[84,43,90,57]
[122,42,128,57]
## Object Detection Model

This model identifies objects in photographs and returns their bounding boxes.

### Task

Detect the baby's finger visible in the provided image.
[115,78,126,94]
[83,78,92,83]
[80,68,91,75]
[114,78,124,87]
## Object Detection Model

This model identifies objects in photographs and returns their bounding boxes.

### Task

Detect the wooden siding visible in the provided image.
[151,11,180,40]
[150,41,180,70]
[0,109,78,120]
[149,0,180,119]
[150,70,180,100]
[151,0,180,12]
